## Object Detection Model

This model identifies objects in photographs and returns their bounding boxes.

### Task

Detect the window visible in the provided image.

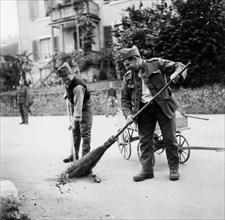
[29,1,39,21]
[38,0,47,18]
[104,26,113,48]
[29,0,48,21]
[32,38,53,62]
[39,38,52,60]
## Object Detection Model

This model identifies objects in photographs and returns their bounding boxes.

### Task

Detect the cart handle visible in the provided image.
[180,112,209,121]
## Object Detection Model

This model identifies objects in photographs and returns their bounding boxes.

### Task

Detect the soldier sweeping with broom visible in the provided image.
[120,45,187,181]
[57,62,93,164]
[57,53,190,184]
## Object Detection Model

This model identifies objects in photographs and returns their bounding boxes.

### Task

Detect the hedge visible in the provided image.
[0,82,224,116]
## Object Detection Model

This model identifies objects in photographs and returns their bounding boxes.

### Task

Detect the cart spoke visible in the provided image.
[181,152,186,160]
[123,146,127,157]
[121,146,125,154]
[176,134,191,164]
[117,129,132,160]
[179,150,188,155]
[180,139,186,146]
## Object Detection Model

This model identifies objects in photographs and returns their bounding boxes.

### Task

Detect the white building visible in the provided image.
[16,0,156,85]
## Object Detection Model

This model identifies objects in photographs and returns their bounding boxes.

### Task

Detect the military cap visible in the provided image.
[120,45,141,60]
[57,62,73,78]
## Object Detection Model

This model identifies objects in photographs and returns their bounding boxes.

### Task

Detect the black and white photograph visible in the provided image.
[0,0,224,219]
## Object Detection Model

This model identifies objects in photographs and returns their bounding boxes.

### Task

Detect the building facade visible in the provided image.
[16,0,156,84]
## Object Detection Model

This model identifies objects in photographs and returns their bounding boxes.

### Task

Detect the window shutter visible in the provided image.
[28,1,39,21]
[104,26,112,48]
[44,0,50,16]
[32,41,39,62]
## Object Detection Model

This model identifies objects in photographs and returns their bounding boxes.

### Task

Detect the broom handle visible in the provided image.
[114,62,191,139]
[66,98,76,162]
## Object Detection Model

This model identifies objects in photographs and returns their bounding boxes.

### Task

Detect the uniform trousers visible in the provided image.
[19,103,28,124]
[72,100,93,158]
[137,101,179,173]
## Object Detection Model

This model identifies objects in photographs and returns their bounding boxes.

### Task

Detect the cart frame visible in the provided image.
[117,112,191,165]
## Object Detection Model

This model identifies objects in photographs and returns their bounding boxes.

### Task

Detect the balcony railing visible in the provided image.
[50,1,99,22]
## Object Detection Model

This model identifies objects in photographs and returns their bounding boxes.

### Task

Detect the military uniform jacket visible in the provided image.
[108,88,117,98]
[121,58,187,120]
[16,85,29,104]
[65,74,92,121]
[65,75,90,105]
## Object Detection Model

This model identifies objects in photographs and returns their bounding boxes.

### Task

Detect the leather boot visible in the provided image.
[169,168,180,181]
[63,154,73,163]
[133,171,154,182]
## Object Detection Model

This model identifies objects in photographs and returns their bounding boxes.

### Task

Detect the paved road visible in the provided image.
[1,115,224,219]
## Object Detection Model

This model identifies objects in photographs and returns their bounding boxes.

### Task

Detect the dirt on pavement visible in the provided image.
[1,115,224,219]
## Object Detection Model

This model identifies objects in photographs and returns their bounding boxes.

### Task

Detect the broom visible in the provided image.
[61,62,191,180]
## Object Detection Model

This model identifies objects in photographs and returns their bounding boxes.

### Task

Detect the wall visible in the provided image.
[0,89,121,116]
[0,81,122,116]
[1,82,225,117]
[16,0,159,85]
[17,0,53,86]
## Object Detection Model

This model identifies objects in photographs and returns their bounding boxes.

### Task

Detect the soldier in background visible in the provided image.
[16,78,29,124]
[106,82,117,117]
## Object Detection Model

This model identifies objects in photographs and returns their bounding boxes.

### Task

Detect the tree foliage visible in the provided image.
[0,51,33,91]
[72,0,96,53]
[78,15,96,53]
[0,56,21,91]
[113,0,225,87]
[114,1,174,54]
[159,0,225,87]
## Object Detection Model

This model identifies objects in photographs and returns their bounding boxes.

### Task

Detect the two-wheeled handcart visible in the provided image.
[116,111,223,165]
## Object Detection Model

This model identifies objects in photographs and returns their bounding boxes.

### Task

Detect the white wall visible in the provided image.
[17,0,51,55]
[16,0,163,83]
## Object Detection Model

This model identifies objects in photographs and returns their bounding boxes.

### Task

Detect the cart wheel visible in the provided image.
[154,134,165,155]
[176,134,191,164]
[137,142,155,166]
[117,129,132,160]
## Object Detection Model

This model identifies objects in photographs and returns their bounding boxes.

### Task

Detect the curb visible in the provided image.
[1,180,19,201]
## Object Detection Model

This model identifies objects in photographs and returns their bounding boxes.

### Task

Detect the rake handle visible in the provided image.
[114,62,191,139]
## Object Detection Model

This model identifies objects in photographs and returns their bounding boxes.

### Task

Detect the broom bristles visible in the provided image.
[62,136,117,178]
